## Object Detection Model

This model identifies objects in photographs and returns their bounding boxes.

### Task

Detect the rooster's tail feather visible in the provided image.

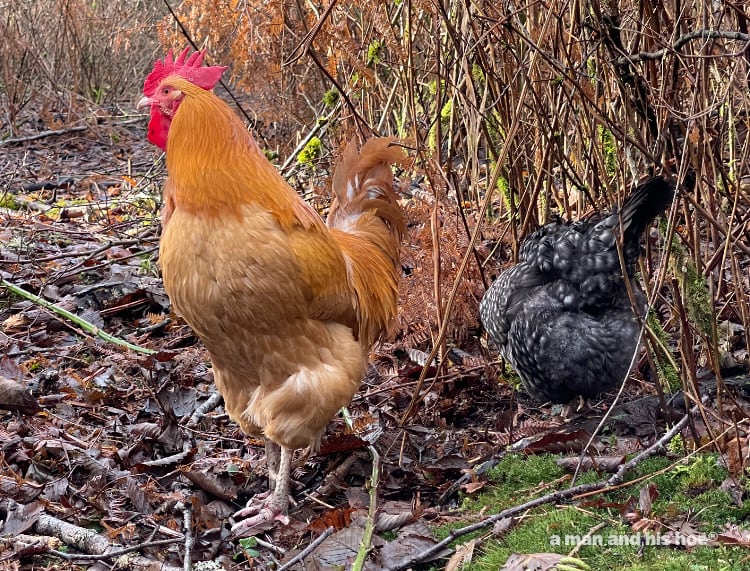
[329,138,406,243]
[327,138,407,347]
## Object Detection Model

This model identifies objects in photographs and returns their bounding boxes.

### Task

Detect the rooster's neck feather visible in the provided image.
[165,79,321,231]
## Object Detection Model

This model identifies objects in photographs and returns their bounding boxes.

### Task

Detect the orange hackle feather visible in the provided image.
[164,78,323,230]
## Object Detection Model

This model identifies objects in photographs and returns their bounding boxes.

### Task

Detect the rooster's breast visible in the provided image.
[159,204,309,343]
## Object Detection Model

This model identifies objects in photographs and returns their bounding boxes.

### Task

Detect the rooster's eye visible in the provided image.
[163,87,171,95]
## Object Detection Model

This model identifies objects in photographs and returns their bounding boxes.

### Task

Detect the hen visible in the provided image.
[138,49,405,534]
[480,176,675,404]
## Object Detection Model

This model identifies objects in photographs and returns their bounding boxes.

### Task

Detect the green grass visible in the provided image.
[438,454,750,571]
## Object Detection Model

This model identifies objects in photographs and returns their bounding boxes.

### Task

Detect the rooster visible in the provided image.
[138,48,405,535]
[480,176,675,405]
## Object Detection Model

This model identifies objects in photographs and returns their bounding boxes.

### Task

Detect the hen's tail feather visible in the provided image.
[327,138,407,347]
[620,175,676,248]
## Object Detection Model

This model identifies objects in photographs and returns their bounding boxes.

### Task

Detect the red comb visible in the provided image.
[143,47,226,96]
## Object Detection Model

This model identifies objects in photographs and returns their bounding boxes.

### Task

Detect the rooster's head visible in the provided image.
[138,48,226,150]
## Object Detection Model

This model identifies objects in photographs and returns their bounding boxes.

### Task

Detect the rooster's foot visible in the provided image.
[231,503,290,537]
[234,491,273,519]
[234,491,296,519]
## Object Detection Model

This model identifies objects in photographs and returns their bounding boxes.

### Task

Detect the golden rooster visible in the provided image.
[138,48,405,535]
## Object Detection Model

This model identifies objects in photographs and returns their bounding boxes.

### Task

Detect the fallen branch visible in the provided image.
[20,510,182,570]
[0,125,88,147]
[177,501,194,571]
[353,445,380,570]
[386,405,695,570]
[341,405,380,571]
[0,279,156,355]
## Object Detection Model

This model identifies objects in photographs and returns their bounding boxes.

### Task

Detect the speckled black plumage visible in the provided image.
[480,176,675,404]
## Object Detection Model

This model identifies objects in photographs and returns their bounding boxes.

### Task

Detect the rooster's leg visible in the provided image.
[266,439,280,490]
[270,445,293,513]
[231,445,292,536]
[233,440,279,518]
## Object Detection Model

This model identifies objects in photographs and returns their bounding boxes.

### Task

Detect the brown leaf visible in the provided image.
[502,553,588,571]
[2,501,43,536]
[717,523,750,546]
[445,538,477,571]
[724,437,748,477]
[375,510,415,532]
[307,507,356,533]
[0,375,41,415]
[305,525,364,568]
[461,481,486,494]
[1,313,28,332]
[638,483,659,517]
[379,532,451,565]
[181,469,237,502]
[0,475,44,503]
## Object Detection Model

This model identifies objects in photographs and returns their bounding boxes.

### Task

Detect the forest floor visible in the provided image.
[2,103,750,570]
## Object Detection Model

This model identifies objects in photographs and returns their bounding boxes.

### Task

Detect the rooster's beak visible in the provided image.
[137,96,152,110]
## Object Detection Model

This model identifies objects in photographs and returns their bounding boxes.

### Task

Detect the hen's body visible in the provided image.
[480,176,675,404]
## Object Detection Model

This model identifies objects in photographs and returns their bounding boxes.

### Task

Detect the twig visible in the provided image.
[0,125,87,147]
[567,522,607,558]
[283,0,339,67]
[352,445,380,571]
[386,404,695,570]
[49,538,182,561]
[185,391,224,428]
[0,279,156,355]
[160,0,263,140]
[276,526,334,571]
[14,506,183,568]
[279,102,340,172]
[614,29,750,65]
[253,536,286,556]
[180,501,193,571]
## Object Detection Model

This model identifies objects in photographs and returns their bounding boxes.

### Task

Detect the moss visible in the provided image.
[669,238,713,337]
[488,172,515,222]
[427,99,453,152]
[297,136,322,167]
[597,124,618,178]
[366,39,383,66]
[471,62,485,83]
[439,454,749,571]
[647,310,681,392]
[0,193,20,210]
[323,88,339,108]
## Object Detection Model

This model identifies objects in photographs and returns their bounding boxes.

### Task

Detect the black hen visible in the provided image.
[480,176,675,404]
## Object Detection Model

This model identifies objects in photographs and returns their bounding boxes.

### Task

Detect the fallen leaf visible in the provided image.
[0,376,41,414]
[461,481,486,494]
[501,553,589,571]
[445,538,477,571]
